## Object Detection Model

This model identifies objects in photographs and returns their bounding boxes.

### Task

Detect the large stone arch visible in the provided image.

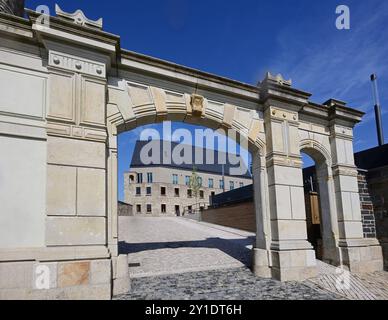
[107,80,266,153]
[105,79,272,288]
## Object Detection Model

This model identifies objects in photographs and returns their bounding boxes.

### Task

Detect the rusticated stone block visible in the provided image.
[90,260,111,285]
[47,165,77,216]
[46,217,106,246]
[77,168,106,216]
[58,261,90,288]
[0,261,33,289]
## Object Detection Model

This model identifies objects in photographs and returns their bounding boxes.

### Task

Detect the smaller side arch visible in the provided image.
[300,139,332,167]
[299,138,341,265]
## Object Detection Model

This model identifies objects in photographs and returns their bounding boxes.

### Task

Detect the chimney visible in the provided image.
[371,74,385,146]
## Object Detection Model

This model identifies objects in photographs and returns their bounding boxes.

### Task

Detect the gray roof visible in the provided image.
[130,140,252,178]
[355,143,388,170]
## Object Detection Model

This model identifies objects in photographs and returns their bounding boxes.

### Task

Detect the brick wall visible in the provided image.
[201,201,256,232]
[358,171,377,238]
[363,166,388,270]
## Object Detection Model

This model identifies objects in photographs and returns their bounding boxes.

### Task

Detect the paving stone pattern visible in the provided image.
[115,267,340,300]
[119,217,255,278]
[116,217,388,300]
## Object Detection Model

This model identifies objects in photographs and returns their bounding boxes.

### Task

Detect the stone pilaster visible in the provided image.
[314,166,341,265]
[260,73,317,281]
[327,99,383,273]
[25,9,119,299]
[251,151,272,278]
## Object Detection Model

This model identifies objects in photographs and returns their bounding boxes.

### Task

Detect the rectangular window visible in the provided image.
[136,187,141,196]
[239,182,244,188]
[161,186,166,196]
[147,172,153,183]
[137,173,143,184]
[172,174,178,185]
[146,204,152,214]
[200,190,204,199]
[136,204,141,213]
[146,187,151,195]
[230,181,234,190]
[185,176,190,186]
[208,178,214,188]
[219,180,224,190]
[174,188,180,197]
[161,204,166,213]
[187,189,192,198]
[198,176,203,186]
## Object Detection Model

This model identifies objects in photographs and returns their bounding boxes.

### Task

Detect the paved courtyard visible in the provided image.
[119,217,255,278]
[116,217,388,300]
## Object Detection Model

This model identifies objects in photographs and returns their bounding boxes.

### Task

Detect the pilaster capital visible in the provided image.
[266,152,303,169]
[332,164,358,177]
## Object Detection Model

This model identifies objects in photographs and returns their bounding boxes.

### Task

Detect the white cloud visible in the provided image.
[268,1,388,111]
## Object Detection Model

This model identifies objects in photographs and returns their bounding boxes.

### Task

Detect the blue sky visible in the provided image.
[26,0,388,200]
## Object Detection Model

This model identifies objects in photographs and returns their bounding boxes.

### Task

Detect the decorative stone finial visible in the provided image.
[263,72,292,87]
[55,4,103,29]
[0,0,25,17]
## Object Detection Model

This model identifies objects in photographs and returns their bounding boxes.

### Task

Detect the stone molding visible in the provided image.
[46,122,107,142]
[0,246,110,262]
[49,50,106,79]
[300,139,332,167]
[332,164,359,177]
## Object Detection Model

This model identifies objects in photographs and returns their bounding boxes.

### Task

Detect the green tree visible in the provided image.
[189,166,201,213]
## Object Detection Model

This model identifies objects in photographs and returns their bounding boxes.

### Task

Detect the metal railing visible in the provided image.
[182,202,209,216]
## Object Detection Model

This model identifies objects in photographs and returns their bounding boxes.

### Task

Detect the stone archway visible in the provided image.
[0,7,384,299]
[300,139,341,266]
[105,80,272,290]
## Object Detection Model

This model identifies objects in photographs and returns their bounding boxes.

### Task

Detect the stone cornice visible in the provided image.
[325,99,365,126]
[259,74,312,111]
[300,102,329,121]
[26,9,120,59]
[26,9,119,45]
[300,101,364,127]
[120,49,260,101]
[0,11,33,39]
[0,9,366,127]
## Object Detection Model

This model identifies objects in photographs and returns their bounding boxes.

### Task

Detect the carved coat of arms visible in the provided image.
[190,94,204,116]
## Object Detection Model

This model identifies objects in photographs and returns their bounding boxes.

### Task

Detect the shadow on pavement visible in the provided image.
[119,236,255,267]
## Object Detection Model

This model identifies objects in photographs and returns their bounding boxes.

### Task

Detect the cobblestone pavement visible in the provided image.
[119,217,255,278]
[114,267,340,300]
[117,217,388,300]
